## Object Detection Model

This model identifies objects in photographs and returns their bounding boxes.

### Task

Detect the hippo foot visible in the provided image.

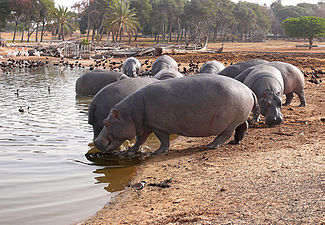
[151,147,169,155]
[228,139,240,145]
[206,143,221,149]
[298,103,306,107]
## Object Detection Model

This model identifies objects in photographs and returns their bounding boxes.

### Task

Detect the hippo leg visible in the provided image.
[229,121,248,145]
[207,126,235,149]
[152,129,170,155]
[127,132,151,153]
[296,89,306,107]
[283,93,293,106]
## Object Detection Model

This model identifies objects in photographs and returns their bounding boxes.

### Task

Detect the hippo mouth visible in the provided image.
[94,127,123,153]
[265,115,283,126]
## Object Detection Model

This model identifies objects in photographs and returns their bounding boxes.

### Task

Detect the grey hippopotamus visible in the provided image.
[151,55,178,75]
[88,77,158,138]
[266,61,306,106]
[122,57,141,77]
[235,62,306,107]
[199,60,225,74]
[94,74,259,154]
[75,70,124,96]
[219,59,269,78]
[241,65,284,125]
[153,68,183,80]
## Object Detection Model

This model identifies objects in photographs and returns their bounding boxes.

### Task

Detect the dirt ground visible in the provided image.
[79,45,324,224]
[1,40,324,224]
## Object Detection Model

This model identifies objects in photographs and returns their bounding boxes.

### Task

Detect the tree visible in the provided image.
[282,16,325,48]
[130,0,152,35]
[104,0,139,42]
[51,5,77,40]
[0,0,10,32]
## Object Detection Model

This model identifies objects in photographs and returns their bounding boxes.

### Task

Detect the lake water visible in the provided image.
[0,65,139,225]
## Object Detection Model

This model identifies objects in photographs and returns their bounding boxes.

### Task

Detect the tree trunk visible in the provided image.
[35,23,39,42]
[62,25,65,41]
[20,25,24,43]
[87,8,90,40]
[13,19,19,42]
[309,37,313,49]
[40,21,45,42]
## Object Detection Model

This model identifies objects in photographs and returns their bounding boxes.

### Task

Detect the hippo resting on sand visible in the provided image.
[199,60,225,74]
[151,55,178,76]
[218,59,269,78]
[94,74,259,154]
[239,65,284,126]
[235,61,306,107]
[122,57,141,77]
[153,68,183,80]
[75,70,124,96]
[88,77,158,138]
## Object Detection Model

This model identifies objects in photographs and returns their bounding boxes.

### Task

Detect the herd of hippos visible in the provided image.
[75,55,306,155]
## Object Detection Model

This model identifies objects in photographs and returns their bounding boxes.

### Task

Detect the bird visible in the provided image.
[216,43,224,53]
[34,50,41,58]
[48,86,51,93]
[129,181,146,190]
[19,106,29,113]
[15,89,19,97]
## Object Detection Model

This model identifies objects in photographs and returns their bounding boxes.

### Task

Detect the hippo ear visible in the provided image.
[111,109,119,120]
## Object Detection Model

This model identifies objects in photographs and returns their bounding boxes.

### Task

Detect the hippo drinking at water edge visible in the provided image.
[94,74,259,154]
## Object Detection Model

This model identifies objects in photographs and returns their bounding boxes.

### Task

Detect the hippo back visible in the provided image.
[243,65,284,95]
[266,61,305,94]
[219,59,269,78]
[140,74,255,136]
[151,55,178,75]
[75,70,124,96]
[154,68,183,80]
[199,60,225,74]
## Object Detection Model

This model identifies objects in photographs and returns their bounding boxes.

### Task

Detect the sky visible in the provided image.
[54,0,322,8]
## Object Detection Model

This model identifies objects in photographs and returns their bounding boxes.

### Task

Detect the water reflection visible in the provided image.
[94,166,137,192]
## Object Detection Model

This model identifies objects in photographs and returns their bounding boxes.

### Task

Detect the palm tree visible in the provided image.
[105,0,140,42]
[51,5,77,41]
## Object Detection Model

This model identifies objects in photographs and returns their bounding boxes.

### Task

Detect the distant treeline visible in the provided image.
[0,0,324,43]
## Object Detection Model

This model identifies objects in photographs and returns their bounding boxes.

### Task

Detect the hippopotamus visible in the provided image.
[94,74,259,154]
[75,70,124,96]
[151,55,178,76]
[240,65,284,125]
[235,62,306,107]
[266,61,306,106]
[122,57,141,77]
[153,68,183,80]
[199,60,225,74]
[218,59,269,78]
[88,77,158,138]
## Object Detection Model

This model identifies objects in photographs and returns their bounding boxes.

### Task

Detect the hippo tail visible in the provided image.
[88,104,96,125]
[251,91,260,122]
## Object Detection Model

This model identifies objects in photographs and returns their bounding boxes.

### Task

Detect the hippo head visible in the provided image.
[94,109,136,152]
[259,90,283,126]
[125,62,138,78]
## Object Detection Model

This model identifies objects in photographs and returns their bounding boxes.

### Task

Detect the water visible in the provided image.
[0,66,138,225]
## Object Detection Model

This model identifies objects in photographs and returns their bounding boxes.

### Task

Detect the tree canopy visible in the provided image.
[0,0,325,43]
[282,16,325,47]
